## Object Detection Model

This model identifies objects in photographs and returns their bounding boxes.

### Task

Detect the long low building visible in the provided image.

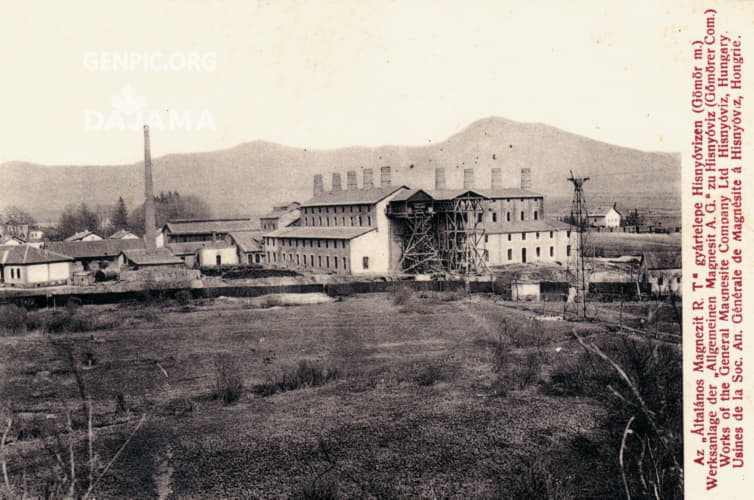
[0,245,73,287]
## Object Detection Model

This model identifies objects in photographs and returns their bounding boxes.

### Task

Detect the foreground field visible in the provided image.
[0,293,682,498]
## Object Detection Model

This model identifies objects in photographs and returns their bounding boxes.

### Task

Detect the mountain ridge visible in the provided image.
[1,116,681,222]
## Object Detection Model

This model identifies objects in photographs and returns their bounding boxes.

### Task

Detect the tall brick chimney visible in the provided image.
[380,166,391,187]
[463,168,475,189]
[520,168,532,190]
[331,172,342,192]
[435,167,446,190]
[491,168,503,190]
[363,168,374,189]
[346,170,358,190]
[313,174,324,197]
[143,125,156,251]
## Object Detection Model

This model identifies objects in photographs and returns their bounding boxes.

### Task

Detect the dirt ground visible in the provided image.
[0,293,676,498]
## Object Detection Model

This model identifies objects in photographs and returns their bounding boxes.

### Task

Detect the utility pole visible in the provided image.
[567,171,590,320]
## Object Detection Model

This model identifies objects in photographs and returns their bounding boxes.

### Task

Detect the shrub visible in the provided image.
[213,354,244,405]
[0,304,28,334]
[391,285,413,306]
[174,290,192,306]
[292,475,339,500]
[414,363,445,386]
[254,360,339,396]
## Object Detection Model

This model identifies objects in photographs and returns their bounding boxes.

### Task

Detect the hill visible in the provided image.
[0,117,680,223]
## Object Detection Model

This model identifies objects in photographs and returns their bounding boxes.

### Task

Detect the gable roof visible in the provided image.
[64,230,103,241]
[643,251,682,270]
[229,231,264,253]
[46,239,145,259]
[267,226,376,240]
[0,236,25,245]
[260,202,301,219]
[162,218,257,235]
[588,206,621,217]
[120,248,183,266]
[109,229,138,239]
[300,186,408,207]
[0,245,73,265]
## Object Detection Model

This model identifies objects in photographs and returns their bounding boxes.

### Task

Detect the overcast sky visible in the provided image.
[0,0,747,165]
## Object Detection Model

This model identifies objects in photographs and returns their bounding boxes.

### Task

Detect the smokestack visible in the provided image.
[331,172,342,192]
[346,170,358,190]
[143,125,156,251]
[491,168,503,190]
[435,168,446,190]
[380,166,391,187]
[463,168,475,189]
[521,168,532,190]
[313,174,324,197]
[363,168,374,189]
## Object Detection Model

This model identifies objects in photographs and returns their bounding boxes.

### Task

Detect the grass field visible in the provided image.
[0,293,682,498]
[588,232,681,256]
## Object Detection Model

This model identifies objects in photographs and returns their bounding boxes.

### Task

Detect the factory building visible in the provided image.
[264,166,573,275]
[264,168,408,275]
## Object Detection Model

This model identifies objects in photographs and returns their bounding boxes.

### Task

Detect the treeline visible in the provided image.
[46,192,211,240]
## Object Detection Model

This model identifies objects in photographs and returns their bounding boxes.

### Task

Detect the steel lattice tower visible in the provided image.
[568,171,590,319]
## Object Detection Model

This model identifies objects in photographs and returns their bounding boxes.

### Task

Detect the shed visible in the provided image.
[0,245,73,287]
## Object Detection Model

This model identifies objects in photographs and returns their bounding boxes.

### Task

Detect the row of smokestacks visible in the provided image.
[313,167,533,195]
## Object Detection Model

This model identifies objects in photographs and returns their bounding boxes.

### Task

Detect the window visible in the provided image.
[334,256,338,269]
[484,234,488,243]
[325,240,329,249]
[341,217,345,226]
[536,232,540,239]
[507,249,513,261]
[522,248,527,263]
[522,233,526,240]
[311,255,315,266]
[506,212,511,222]
[534,210,538,220]
[550,231,553,238]
[326,256,330,267]
[567,230,571,238]
[343,257,347,270]
[358,216,363,225]
[216,255,222,266]
[658,276,664,285]
[507,234,512,241]
[296,254,300,265]
[367,216,372,226]
[549,246,554,257]
[492,212,497,222]
[477,213,483,223]
[363,256,369,269]
[520,211,525,220]
[317,240,321,248]
[318,255,322,267]
[536,247,541,257]
[566,245,571,257]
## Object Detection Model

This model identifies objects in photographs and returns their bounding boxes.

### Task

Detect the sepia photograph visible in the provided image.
[0,1,750,498]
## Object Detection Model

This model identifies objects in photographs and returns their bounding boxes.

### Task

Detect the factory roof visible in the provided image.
[167,241,234,255]
[120,248,184,266]
[260,202,301,219]
[108,229,139,239]
[482,219,572,234]
[643,251,682,270]
[229,231,264,253]
[162,218,257,235]
[300,186,408,207]
[46,239,145,259]
[64,230,103,242]
[0,245,73,265]
[266,226,376,240]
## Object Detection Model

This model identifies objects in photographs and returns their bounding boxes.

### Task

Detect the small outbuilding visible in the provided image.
[118,248,184,270]
[0,245,73,287]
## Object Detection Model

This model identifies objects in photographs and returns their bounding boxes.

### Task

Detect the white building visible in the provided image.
[587,205,621,228]
[0,245,73,287]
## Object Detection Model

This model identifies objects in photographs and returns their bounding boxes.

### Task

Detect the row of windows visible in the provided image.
[303,215,372,227]
[484,230,567,243]
[504,245,571,261]
[7,268,21,279]
[302,205,370,215]
[267,252,352,270]
[267,238,348,249]
[479,210,539,223]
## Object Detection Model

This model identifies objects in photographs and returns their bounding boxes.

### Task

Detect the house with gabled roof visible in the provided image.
[586,204,622,228]
[260,202,301,232]
[0,245,73,287]
[64,230,104,242]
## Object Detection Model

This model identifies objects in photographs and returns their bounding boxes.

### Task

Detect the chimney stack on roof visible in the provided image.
[313,174,324,197]
[520,168,532,191]
[380,166,392,187]
[346,170,358,190]
[331,172,342,192]
[363,168,374,189]
[491,168,503,190]
[435,167,446,190]
[463,168,475,189]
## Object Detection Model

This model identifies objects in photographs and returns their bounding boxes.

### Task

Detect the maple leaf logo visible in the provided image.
[111,86,146,114]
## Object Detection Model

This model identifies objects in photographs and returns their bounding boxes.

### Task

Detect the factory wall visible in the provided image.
[483,228,573,266]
